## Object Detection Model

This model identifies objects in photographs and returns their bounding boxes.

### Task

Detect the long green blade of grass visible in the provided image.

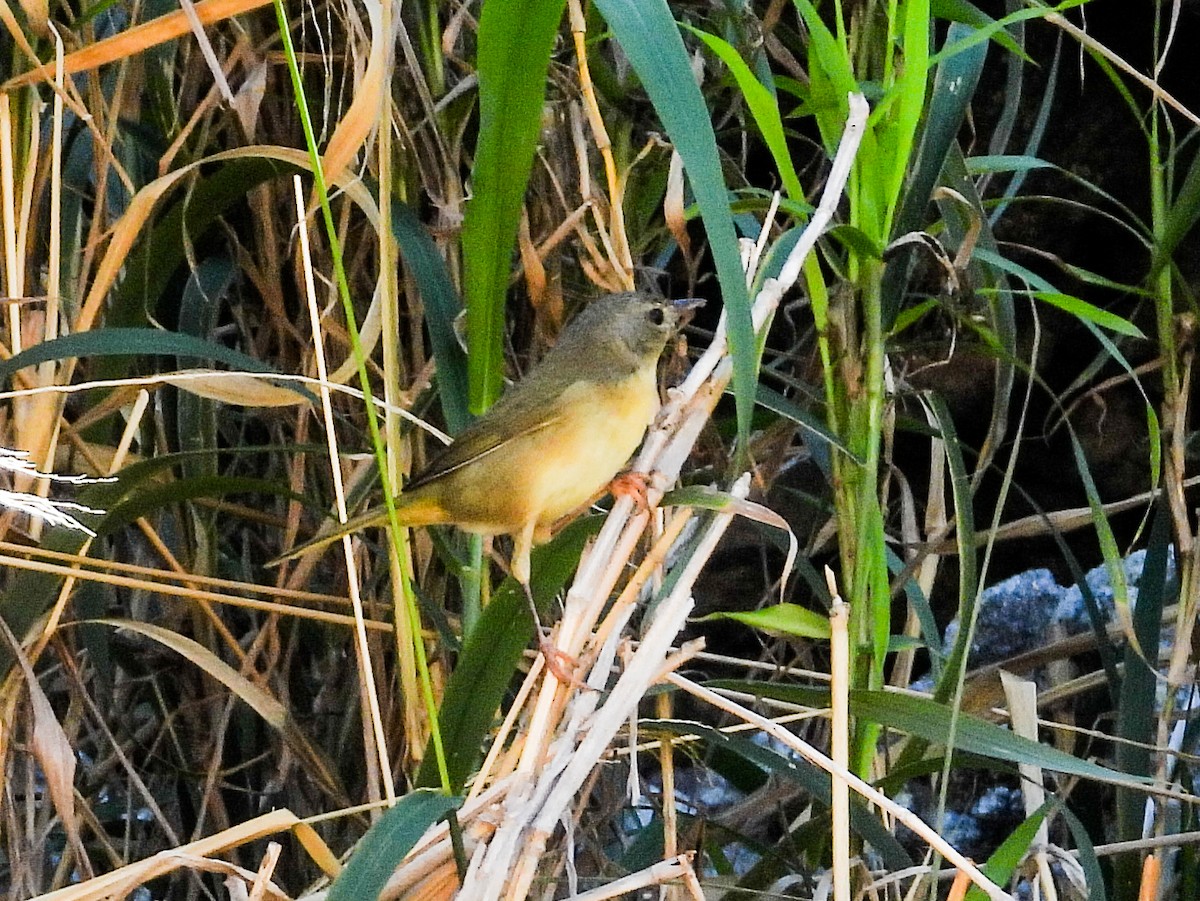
[0,328,278,382]
[415,519,599,792]
[718,681,1152,788]
[648,719,914,870]
[461,0,568,412]
[687,26,804,201]
[326,791,461,901]
[964,801,1054,901]
[389,201,470,433]
[883,20,986,327]
[592,0,755,446]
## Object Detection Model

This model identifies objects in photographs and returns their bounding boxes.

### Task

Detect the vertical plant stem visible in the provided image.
[294,175,393,808]
[828,568,850,900]
[1146,60,1198,865]
[377,0,425,768]
[841,261,888,776]
[271,0,451,793]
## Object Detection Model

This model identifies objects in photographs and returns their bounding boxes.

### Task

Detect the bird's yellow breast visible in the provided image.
[523,372,658,526]
[401,369,658,538]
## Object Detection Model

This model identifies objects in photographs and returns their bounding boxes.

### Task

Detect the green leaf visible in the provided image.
[793,0,857,150]
[965,800,1055,901]
[886,545,944,679]
[1115,501,1172,844]
[895,20,985,242]
[415,517,600,792]
[687,26,803,200]
[1152,144,1200,279]
[983,27,1057,227]
[462,0,567,412]
[874,688,1141,786]
[930,0,1027,58]
[753,383,860,463]
[965,154,1055,175]
[884,20,986,326]
[326,791,461,901]
[0,328,278,388]
[647,719,913,870]
[592,0,755,446]
[389,201,470,434]
[700,603,831,640]
[1061,804,1107,901]
[176,257,233,491]
[1032,291,1146,338]
[927,2,1083,70]
[879,0,931,237]
[890,297,941,335]
[715,681,1152,788]
[974,248,1147,423]
[825,223,885,260]
[925,392,977,707]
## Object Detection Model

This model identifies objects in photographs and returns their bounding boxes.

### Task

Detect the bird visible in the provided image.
[287,291,701,675]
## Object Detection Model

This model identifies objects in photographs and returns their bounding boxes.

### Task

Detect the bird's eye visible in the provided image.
[646,307,665,326]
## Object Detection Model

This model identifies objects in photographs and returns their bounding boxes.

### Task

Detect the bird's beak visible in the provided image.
[672,297,705,326]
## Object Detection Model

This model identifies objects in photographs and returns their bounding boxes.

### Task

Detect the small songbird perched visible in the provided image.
[288,291,701,674]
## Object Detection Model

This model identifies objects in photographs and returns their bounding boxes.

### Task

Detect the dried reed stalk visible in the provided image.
[367,93,879,901]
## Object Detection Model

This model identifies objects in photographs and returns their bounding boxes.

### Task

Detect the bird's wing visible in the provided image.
[404,391,569,490]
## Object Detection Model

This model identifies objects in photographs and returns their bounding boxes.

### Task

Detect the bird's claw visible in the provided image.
[609,470,652,513]
[536,632,588,688]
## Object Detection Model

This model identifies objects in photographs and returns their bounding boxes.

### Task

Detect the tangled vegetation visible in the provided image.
[0,0,1197,899]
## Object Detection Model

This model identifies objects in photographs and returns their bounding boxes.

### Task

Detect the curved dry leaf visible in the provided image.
[29,809,334,901]
[89,618,286,726]
[1,0,275,91]
[0,618,83,869]
[162,370,309,407]
[232,56,268,138]
[664,150,690,257]
[83,618,347,801]
[77,145,387,382]
[320,0,386,182]
[28,667,78,844]
[327,281,385,385]
[76,167,200,335]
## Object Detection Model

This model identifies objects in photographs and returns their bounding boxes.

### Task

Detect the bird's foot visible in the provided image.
[535,631,587,687]
[520,580,588,688]
[609,470,651,513]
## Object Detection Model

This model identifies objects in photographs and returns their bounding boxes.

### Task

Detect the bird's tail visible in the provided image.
[269,492,449,565]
